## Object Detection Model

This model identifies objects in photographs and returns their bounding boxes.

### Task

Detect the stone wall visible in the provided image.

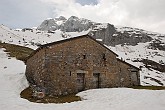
[25,35,140,96]
[117,60,140,87]
[25,48,47,91]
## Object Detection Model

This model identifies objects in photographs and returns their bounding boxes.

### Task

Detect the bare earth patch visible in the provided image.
[20,87,81,103]
[132,86,165,90]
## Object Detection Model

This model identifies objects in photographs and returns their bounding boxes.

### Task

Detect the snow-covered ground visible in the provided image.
[0,24,89,49]
[0,48,165,110]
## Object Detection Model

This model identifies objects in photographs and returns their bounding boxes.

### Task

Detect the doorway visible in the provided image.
[77,73,85,92]
[93,73,100,88]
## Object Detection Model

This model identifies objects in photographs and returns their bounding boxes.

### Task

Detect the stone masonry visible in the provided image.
[25,35,140,96]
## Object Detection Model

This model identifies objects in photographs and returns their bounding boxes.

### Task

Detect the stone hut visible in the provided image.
[25,35,140,96]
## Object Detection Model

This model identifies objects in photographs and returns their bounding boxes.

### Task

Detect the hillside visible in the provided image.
[0,42,33,61]
[0,16,165,86]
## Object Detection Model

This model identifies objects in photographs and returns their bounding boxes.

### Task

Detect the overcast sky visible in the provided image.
[0,0,165,34]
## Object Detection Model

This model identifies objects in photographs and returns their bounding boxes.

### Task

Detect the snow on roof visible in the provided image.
[96,39,102,42]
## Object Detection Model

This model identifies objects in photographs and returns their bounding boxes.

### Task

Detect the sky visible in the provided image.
[0,0,165,34]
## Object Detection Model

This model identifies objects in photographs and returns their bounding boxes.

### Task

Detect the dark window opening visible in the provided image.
[70,71,72,76]
[119,68,121,72]
[103,54,106,60]
[83,54,86,59]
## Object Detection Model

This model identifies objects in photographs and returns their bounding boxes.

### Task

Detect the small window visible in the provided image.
[83,54,86,59]
[70,71,72,76]
[103,54,106,60]
[119,68,121,72]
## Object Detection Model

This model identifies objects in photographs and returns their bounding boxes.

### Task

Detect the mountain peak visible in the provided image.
[37,16,95,32]
[68,16,79,20]
[55,16,67,21]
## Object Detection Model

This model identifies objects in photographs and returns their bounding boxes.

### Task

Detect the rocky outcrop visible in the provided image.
[37,16,94,32]
[89,23,116,45]
[89,24,153,46]
[109,31,152,46]
[148,39,165,51]
[37,16,164,47]
[37,19,59,31]
[60,16,94,32]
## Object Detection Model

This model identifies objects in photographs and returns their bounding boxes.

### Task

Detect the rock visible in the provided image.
[37,19,59,31]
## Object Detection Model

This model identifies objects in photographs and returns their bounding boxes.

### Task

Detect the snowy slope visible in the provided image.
[0,24,89,49]
[0,48,165,110]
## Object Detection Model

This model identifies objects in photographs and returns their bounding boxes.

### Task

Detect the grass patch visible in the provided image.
[20,87,81,103]
[0,42,34,61]
[132,86,165,90]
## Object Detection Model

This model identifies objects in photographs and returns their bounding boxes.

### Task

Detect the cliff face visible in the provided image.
[37,16,94,32]
[60,16,94,32]
[89,23,116,45]
[89,24,154,46]
[37,16,156,47]
[37,19,59,31]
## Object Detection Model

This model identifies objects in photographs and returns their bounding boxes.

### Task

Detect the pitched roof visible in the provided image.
[25,34,118,62]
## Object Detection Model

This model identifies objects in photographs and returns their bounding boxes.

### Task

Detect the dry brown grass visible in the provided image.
[0,42,34,61]
[132,86,165,90]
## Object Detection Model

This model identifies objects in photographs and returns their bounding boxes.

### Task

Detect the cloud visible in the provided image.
[76,0,98,5]
[41,0,165,33]
[0,0,54,28]
[0,0,165,34]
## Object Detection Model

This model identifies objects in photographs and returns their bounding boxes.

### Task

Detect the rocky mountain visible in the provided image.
[38,16,164,48]
[0,16,165,86]
[37,16,94,32]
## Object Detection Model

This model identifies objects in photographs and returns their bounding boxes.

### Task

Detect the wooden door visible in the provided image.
[93,73,100,88]
[77,73,85,91]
